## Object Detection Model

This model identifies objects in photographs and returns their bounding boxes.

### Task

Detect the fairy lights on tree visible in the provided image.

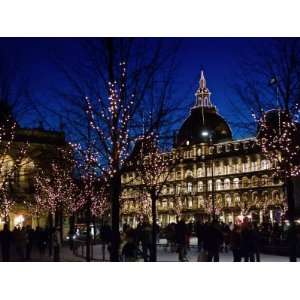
[256,107,300,221]
[0,118,28,224]
[83,62,136,261]
[134,132,171,261]
[257,109,300,177]
[33,159,79,220]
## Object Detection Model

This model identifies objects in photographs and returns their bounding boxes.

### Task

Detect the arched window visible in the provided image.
[272,190,280,202]
[261,175,269,186]
[197,167,203,177]
[176,184,181,195]
[251,176,259,187]
[198,181,203,192]
[185,169,193,178]
[233,193,240,205]
[233,178,239,189]
[187,182,193,193]
[19,158,35,190]
[188,198,193,208]
[224,178,230,190]
[261,159,270,170]
[216,194,223,206]
[225,194,231,207]
[216,179,222,191]
[242,177,249,188]
[208,180,212,191]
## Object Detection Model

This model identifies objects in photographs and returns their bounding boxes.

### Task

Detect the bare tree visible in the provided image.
[233,38,300,222]
[54,38,185,261]
[0,119,28,224]
[132,133,174,261]
[231,38,300,135]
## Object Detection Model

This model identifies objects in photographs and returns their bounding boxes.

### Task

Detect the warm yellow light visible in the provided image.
[14,215,25,226]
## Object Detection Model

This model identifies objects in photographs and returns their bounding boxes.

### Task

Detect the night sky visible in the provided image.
[0,38,268,139]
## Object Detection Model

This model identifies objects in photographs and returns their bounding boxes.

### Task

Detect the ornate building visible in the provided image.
[0,125,66,230]
[121,71,286,227]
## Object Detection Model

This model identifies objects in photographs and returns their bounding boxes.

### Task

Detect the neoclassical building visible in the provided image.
[121,71,286,227]
[0,124,66,230]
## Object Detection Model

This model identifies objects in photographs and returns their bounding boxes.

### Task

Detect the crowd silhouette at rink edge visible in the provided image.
[120,217,300,262]
[0,224,62,262]
[0,218,299,262]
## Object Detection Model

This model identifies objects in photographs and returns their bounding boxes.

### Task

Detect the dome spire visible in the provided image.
[200,70,206,89]
[194,70,214,108]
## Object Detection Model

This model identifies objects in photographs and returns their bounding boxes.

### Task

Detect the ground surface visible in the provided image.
[74,238,291,262]
[4,237,292,262]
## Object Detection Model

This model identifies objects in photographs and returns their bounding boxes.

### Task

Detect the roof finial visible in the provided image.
[194,70,214,108]
[200,70,206,89]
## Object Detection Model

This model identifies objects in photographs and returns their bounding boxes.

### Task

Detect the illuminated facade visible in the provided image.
[0,127,66,230]
[121,71,286,227]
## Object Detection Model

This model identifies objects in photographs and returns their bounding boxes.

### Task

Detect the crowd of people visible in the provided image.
[118,218,300,262]
[0,224,62,261]
[1,218,299,262]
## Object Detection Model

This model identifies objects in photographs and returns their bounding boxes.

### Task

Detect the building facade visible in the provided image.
[121,71,286,227]
[0,126,66,230]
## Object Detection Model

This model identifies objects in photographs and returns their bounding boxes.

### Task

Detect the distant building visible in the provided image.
[0,125,66,230]
[121,71,286,227]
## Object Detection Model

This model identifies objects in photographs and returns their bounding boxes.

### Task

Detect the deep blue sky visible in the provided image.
[0,38,266,138]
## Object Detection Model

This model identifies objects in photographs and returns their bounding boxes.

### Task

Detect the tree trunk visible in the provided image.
[48,213,53,257]
[86,204,92,262]
[110,173,121,262]
[150,191,157,262]
[286,177,295,223]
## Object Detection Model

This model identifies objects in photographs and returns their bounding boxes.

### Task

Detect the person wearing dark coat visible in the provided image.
[195,220,205,252]
[100,221,112,261]
[0,224,12,261]
[175,219,188,261]
[240,224,255,262]
[140,221,152,261]
[203,221,224,262]
[230,225,241,262]
[252,223,261,262]
[25,225,34,260]
[122,229,138,261]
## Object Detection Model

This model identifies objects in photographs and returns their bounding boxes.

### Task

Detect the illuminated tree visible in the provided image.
[134,132,172,261]
[0,118,27,224]
[56,39,185,261]
[73,143,109,261]
[257,108,300,221]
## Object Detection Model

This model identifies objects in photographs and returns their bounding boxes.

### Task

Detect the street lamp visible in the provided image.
[201,130,216,221]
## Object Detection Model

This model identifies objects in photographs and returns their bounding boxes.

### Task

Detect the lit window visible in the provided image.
[224,178,230,189]
[198,181,203,192]
[216,179,222,191]
[208,180,212,191]
[233,178,239,189]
